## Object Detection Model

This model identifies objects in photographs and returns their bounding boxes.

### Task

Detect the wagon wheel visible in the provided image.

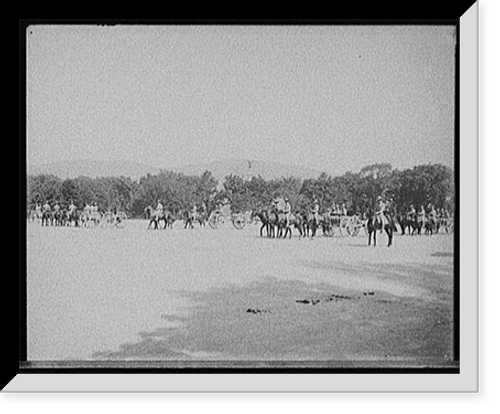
[115,212,127,228]
[208,212,220,229]
[347,217,362,237]
[323,225,335,237]
[339,216,350,237]
[218,214,226,227]
[351,221,361,237]
[102,212,116,228]
[91,212,102,227]
[232,214,246,230]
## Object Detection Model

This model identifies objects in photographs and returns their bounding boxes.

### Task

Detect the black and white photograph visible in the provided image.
[15,14,482,393]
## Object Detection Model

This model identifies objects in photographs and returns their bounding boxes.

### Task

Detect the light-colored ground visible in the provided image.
[26,219,455,364]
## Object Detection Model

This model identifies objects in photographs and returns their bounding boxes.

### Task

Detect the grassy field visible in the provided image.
[26,219,455,366]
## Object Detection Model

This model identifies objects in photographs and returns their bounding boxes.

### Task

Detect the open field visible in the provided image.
[26,219,455,366]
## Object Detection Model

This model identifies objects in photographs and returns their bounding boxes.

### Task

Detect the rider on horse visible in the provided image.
[428,203,437,220]
[283,196,291,227]
[35,202,42,217]
[407,204,416,220]
[155,199,164,218]
[311,198,320,226]
[417,205,426,222]
[341,203,347,216]
[68,200,77,218]
[375,196,388,230]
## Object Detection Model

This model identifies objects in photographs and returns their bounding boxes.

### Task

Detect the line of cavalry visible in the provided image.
[28,196,454,247]
[143,196,454,247]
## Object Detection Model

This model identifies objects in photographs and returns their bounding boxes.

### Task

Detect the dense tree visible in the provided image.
[26,163,455,218]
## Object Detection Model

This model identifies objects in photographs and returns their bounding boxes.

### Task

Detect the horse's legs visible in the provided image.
[385,226,392,246]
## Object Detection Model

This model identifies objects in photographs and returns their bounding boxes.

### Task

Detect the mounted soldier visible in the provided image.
[407,204,416,220]
[155,199,164,219]
[374,196,388,231]
[41,200,52,226]
[311,198,320,227]
[341,203,348,216]
[283,196,291,227]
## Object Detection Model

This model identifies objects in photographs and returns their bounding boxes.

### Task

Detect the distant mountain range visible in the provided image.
[27,158,328,182]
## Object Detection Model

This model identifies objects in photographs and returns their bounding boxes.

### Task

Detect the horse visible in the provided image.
[319,212,335,237]
[183,210,206,229]
[397,213,417,235]
[52,209,66,226]
[251,209,271,237]
[279,212,304,239]
[415,213,426,235]
[41,210,52,226]
[266,209,280,238]
[365,209,394,247]
[301,211,319,239]
[66,209,80,227]
[52,208,66,227]
[145,206,155,229]
[29,209,41,223]
[424,215,438,235]
[149,209,175,230]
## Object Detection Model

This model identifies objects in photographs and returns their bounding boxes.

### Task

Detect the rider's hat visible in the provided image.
[376,196,383,201]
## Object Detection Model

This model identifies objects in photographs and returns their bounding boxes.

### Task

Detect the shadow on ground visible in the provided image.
[93,259,454,363]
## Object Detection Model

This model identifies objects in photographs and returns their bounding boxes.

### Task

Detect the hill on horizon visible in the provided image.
[27,158,329,182]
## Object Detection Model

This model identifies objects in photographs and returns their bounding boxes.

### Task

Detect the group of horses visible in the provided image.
[396,213,451,237]
[144,206,207,230]
[32,202,451,248]
[31,208,80,227]
[143,204,453,247]
[251,208,395,246]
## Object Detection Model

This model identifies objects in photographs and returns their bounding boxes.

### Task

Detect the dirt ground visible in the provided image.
[26,219,455,366]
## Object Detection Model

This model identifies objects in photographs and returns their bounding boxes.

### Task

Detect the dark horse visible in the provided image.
[145,206,174,230]
[365,209,395,247]
[52,209,66,226]
[66,209,80,227]
[279,212,304,239]
[182,210,206,229]
[397,213,417,235]
[424,215,438,235]
[251,209,271,237]
[251,208,280,238]
[41,210,52,226]
[300,211,319,239]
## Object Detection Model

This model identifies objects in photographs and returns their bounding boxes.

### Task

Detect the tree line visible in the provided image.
[27,163,454,218]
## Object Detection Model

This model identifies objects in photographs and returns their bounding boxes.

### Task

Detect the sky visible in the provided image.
[26,24,456,175]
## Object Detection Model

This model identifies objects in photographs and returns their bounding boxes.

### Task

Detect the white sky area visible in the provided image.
[26,25,456,174]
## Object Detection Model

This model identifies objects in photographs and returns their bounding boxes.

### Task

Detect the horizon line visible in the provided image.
[26,156,453,178]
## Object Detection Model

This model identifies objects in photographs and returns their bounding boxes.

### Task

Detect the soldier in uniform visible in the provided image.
[311,198,320,226]
[283,196,291,227]
[375,196,388,231]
